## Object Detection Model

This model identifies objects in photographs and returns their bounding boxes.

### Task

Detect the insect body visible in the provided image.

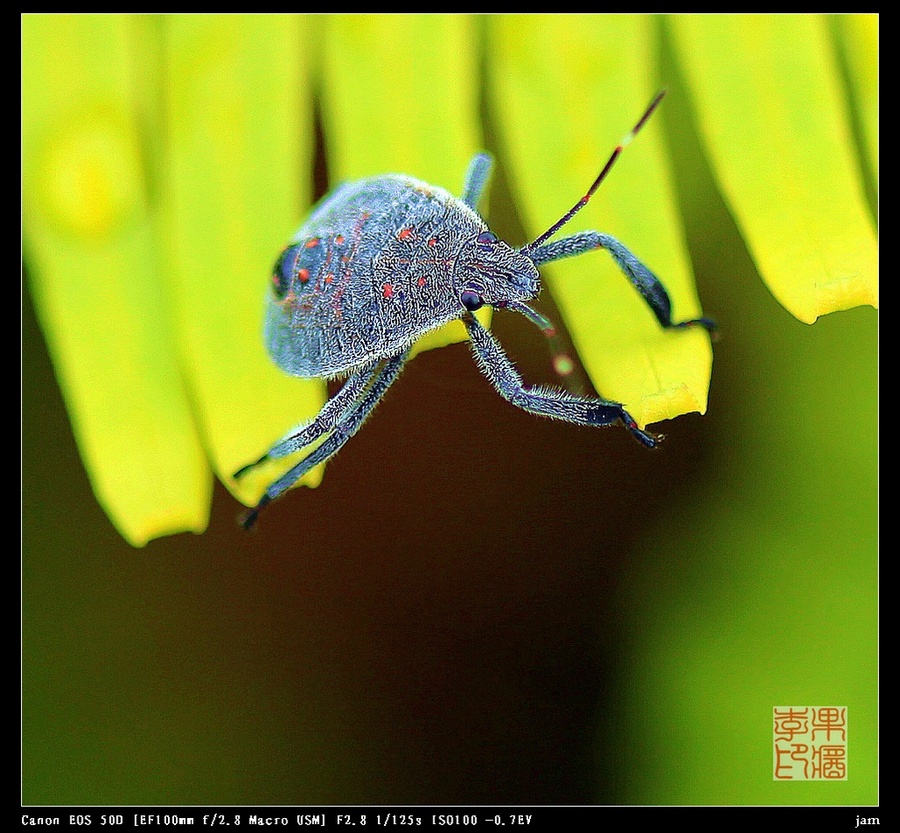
[236,91,715,529]
[265,175,538,378]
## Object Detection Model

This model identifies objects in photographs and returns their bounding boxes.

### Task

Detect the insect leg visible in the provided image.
[497,299,578,382]
[233,359,382,479]
[461,153,493,209]
[232,361,378,479]
[240,348,411,529]
[463,313,658,447]
[528,231,717,334]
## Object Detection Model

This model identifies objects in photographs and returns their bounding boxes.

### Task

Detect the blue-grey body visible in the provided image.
[267,175,537,378]
[236,92,716,529]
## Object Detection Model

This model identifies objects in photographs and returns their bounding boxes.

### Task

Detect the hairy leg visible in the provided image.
[463,313,658,447]
[528,231,716,333]
[241,348,411,529]
[461,153,492,210]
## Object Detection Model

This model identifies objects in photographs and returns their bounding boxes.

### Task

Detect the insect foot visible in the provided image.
[235,90,714,528]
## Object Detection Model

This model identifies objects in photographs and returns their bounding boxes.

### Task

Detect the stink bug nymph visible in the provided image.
[235,91,715,528]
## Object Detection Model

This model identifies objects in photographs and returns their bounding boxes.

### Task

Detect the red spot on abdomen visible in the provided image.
[398,227,413,241]
[382,283,394,299]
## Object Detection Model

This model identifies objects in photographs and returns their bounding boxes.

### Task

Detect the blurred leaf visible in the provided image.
[831,14,878,212]
[160,15,326,508]
[489,14,713,428]
[669,14,878,323]
[22,14,210,546]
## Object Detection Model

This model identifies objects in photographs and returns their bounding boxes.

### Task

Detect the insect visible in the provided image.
[235,91,715,529]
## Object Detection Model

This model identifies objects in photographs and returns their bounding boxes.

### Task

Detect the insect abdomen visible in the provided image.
[265,175,478,378]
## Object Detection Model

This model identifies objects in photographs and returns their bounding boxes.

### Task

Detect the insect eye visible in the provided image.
[461,290,484,311]
[476,230,498,244]
[272,247,297,299]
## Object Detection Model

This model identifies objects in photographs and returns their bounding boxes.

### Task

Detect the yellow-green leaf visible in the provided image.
[22,14,210,546]
[669,14,878,323]
[834,14,878,193]
[489,14,713,428]
[161,15,326,508]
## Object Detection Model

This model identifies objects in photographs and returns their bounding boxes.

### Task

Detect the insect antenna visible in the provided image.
[521,90,666,254]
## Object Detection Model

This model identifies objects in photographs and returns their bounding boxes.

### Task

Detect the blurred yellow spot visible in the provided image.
[38,110,144,238]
